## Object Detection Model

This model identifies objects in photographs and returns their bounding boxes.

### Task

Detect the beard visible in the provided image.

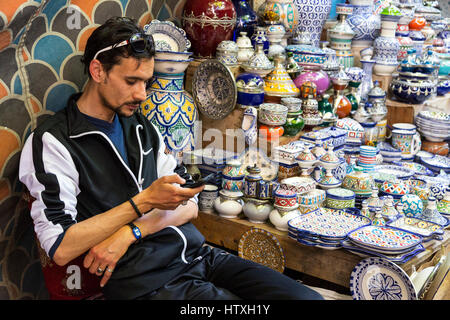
[99,91,141,118]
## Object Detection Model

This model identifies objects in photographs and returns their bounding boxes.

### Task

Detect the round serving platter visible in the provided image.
[350,257,417,300]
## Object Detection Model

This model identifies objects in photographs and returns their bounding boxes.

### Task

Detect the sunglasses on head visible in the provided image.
[92,33,153,61]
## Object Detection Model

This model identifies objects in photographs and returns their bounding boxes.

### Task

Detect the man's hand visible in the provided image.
[141,174,204,211]
[83,226,134,287]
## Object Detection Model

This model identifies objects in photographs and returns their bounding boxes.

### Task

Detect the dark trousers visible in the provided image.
[139,248,324,300]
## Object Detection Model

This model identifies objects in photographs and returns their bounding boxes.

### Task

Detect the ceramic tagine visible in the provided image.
[317,146,342,189]
[329,65,352,119]
[373,5,402,76]
[264,55,300,98]
[182,0,237,58]
[418,196,448,226]
[242,44,274,77]
[342,166,375,197]
[295,146,317,177]
[320,41,340,77]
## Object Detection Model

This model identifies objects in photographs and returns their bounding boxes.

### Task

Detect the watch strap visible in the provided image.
[127,222,142,242]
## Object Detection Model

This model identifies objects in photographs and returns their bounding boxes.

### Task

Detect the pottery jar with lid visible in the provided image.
[270,189,300,231]
[282,110,304,136]
[342,166,375,196]
[222,159,245,191]
[243,197,273,223]
[236,72,265,108]
[214,189,244,219]
[419,196,448,226]
[243,164,263,198]
[216,40,239,66]
[236,32,255,64]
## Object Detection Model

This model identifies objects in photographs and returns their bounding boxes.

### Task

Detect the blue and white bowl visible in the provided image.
[235,73,265,108]
[421,155,450,174]
[154,58,193,74]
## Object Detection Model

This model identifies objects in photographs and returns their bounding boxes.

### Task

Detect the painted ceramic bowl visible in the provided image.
[274,188,298,209]
[258,103,289,126]
[380,180,410,202]
[399,194,424,218]
[144,20,191,52]
[300,131,332,149]
[420,155,450,174]
[154,58,193,74]
[280,176,317,196]
[298,189,326,206]
[155,50,193,61]
[326,188,356,209]
[390,78,435,105]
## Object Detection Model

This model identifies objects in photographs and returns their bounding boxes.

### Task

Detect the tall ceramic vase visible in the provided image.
[141,72,198,160]
[257,0,299,45]
[358,59,375,101]
[373,6,401,76]
[347,0,380,56]
[329,4,355,68]
[232,0,258,41]
[293,0,332,47]
[182,0,237,58]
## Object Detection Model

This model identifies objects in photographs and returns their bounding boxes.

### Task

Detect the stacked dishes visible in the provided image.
[325,188,356,209]
[144,20,193,74]
[378,141,402,163]
[357,145,378,172]
[343,225,425,263]
[420,155,450,174]
[287,207,371,250]
[415,110,450,143]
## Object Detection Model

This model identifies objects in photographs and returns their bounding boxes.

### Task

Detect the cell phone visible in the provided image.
[182,173,216,188]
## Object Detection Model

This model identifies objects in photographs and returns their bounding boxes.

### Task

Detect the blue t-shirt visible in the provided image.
[83,113,129,166]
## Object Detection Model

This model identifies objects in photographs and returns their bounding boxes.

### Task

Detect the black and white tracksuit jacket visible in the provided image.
[19,93,207,299]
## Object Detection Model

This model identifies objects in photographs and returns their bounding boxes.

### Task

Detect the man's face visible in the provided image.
[98,56,154,118]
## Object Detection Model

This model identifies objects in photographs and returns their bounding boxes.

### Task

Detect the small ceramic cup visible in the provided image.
[199,184,219,212]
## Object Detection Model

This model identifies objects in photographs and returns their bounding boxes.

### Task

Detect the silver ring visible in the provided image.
[96,267,104,274]
[106,268,114,273]
[182,200,188,205]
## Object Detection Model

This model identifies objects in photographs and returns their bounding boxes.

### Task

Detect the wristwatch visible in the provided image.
[127,222,142,242]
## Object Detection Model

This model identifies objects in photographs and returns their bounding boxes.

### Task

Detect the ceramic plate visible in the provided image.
[193,59,237,120]
[342,241,425,264]
[287,208,371,241]
[420,155,450,173]
[374,164,415,180]
[238,228,285,273]
[348,225,422,253]
[387,216,444,239]
[350,257,418,300]
[144,20,191,52]
[390,161,434,176]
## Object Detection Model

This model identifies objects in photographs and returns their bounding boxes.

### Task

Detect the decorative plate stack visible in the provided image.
[415,110,450,143]
[287,207,371,249]
[342,225,425,263]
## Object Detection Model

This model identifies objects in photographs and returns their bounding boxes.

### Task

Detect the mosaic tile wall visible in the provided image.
[0,0,184,300]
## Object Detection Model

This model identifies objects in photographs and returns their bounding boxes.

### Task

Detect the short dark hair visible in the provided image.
[81,16,155,76]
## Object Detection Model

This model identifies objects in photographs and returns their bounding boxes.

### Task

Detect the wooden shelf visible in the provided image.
[192,210,450,289]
